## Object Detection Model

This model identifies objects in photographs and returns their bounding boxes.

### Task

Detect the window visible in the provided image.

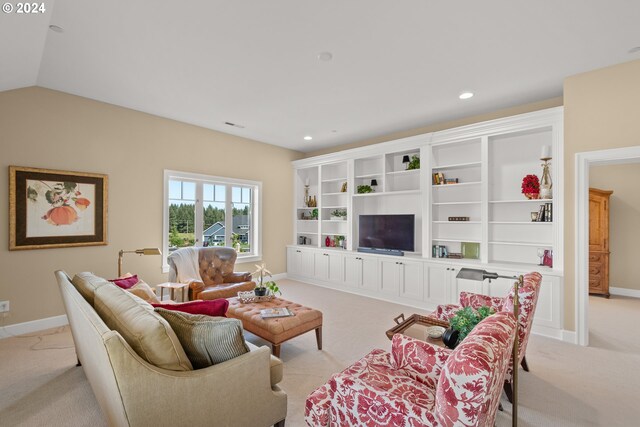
[163,170,262,271]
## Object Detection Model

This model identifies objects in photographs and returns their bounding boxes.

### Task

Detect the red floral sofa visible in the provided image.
[430,271,542,401]
[305,311,517,427]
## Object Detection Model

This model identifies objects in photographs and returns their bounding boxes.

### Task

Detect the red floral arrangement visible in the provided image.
[521,174,540,198]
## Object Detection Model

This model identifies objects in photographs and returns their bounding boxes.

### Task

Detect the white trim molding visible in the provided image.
[0,315,69,339]
[575,145,640,346]
[610,287,640,298]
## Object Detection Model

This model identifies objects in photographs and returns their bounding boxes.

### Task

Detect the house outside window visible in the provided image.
[163,170,262,272]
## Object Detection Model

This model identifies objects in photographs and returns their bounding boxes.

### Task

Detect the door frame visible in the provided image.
[575,145,640,346]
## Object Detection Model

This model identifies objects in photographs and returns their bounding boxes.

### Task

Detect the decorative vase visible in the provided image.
[524,193,539,200]
[442,328,459,349]
[254,287,267,297]
[325,236,331,247]
[539,160,553,199]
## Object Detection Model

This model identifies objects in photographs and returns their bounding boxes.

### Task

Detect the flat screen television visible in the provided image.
[358,214,415,252]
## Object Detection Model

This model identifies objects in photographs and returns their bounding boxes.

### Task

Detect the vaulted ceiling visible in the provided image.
[2,0,639,152]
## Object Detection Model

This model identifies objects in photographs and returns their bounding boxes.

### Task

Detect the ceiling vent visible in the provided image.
[224,121,245,129]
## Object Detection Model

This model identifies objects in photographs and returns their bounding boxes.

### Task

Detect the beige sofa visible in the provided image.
[55,270,287,427]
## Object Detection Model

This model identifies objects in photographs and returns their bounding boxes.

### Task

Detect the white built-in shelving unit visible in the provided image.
[290,108,566,340]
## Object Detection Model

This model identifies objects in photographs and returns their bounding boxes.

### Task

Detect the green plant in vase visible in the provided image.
[446,306,495,347]
[407,155,420,170]
[357,185,373,194]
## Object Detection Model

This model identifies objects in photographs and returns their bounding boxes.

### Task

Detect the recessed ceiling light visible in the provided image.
[629,46,640,54]
[49,25,64,33]
[304,136,313,141]
[459,91,474,100]
[317,52,333,62]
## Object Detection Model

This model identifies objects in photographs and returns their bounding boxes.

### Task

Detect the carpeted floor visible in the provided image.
[1,279,639,426]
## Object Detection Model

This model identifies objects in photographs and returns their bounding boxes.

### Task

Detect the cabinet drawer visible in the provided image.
[589,253,603,263]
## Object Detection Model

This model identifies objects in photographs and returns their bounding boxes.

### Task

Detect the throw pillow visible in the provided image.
[110,274,139,289]
[151,299,228,317]
[94,284,193,371]
[155,308,248,369]
[127,280,160,304]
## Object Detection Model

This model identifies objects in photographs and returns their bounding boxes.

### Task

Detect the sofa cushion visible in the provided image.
[151,299,228,317]
[94,284,193,371]
[155,308,249,369]
[127,280,160,304]
[72,272,111,306]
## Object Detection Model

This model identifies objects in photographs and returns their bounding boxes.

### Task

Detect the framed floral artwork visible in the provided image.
[9,166,108,250]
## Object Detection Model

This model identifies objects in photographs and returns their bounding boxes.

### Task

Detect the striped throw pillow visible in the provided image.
[155,308,249,369]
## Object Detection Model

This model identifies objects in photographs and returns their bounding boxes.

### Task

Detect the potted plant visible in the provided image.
[357,185,373,194]
[330,209,347,220]
[521,174,540,199]
[251,263,282,297]
[406,155,420,170]
[443,306,495,349]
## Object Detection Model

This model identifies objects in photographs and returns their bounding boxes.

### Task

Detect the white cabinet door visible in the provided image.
[425,264,449,305]
[380,259,400,296]
[300,251,315,278]
[314,252,329,281]
[287,247,302,276]
[450,266,483,303]
[361,257,379,291]
[399,260,423,300]
[329,253,344,283]
[344,255,361,288]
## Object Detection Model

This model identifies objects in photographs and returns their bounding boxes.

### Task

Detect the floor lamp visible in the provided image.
[456,268,522,427]
[118,248,162,277]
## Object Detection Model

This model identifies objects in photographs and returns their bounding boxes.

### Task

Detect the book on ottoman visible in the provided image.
[260,307,294,319]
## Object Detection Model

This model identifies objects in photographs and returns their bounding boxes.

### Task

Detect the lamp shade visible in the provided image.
[370,179,378,186]
[136,248,162,256]
[402,155,410,163]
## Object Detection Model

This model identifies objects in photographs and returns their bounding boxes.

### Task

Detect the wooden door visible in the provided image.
[589,188,612,297]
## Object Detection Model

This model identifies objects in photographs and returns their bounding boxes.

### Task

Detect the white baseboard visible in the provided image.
[0,314,69,339]
[561,330,578,344]
[271,273,288,281]
[609,287,640,298]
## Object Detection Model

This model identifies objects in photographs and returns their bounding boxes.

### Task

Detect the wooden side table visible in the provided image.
[156,282,189,302]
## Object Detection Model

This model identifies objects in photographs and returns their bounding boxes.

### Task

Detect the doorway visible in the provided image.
[575,146,640,346]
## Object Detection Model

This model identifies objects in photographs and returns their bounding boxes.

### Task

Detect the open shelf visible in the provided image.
[322,205,347,209]
[322,192,347,196]
[322,177,347,183]
[489,241,553,247]
[432,201,481,206]
[432,181,482,188]
[433,221,480,224]
[432,161,482,170]
[490,199,554,204]
[432,238,481,243]
[490,221,552,225]
[386,169,420,176]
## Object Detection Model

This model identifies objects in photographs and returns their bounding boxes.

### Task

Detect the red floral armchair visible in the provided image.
[305,311,517,427]
[430,271,542,401]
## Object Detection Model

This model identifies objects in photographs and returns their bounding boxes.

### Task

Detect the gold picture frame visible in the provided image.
[9,166,108,250]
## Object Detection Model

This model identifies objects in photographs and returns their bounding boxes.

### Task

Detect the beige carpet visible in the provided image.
[1,279,639,426]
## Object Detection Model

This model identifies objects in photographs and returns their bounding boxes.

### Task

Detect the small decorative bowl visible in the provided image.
[426,326,445,339]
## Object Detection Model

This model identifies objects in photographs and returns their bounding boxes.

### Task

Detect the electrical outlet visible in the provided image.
[0,300,9,313]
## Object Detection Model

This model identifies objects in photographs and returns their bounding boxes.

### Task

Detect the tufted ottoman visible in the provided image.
[226,297,323,357]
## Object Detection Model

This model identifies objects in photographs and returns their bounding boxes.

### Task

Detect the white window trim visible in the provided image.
[162,170,263,273]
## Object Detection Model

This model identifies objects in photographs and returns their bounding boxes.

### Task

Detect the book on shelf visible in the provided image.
[537,204,546,222]
[260,307,294,319]
[432,172,446,185]
[444,178,459,184]
[535,202,553,222]
[448,216,470,221]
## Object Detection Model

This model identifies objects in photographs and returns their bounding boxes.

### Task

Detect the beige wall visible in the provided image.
[306,97,563,157]
[564,59,640,329]
[0,87,303,326]
[589,164,640,291]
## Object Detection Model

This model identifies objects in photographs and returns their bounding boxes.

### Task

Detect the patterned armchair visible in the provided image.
[305,311,517,427]
[430,271,542,401]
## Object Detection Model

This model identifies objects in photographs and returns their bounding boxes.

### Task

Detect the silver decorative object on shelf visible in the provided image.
[539,145,552,199]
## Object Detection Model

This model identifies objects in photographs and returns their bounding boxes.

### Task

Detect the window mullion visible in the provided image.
[195,183,204,247]
[225,185,232,247]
